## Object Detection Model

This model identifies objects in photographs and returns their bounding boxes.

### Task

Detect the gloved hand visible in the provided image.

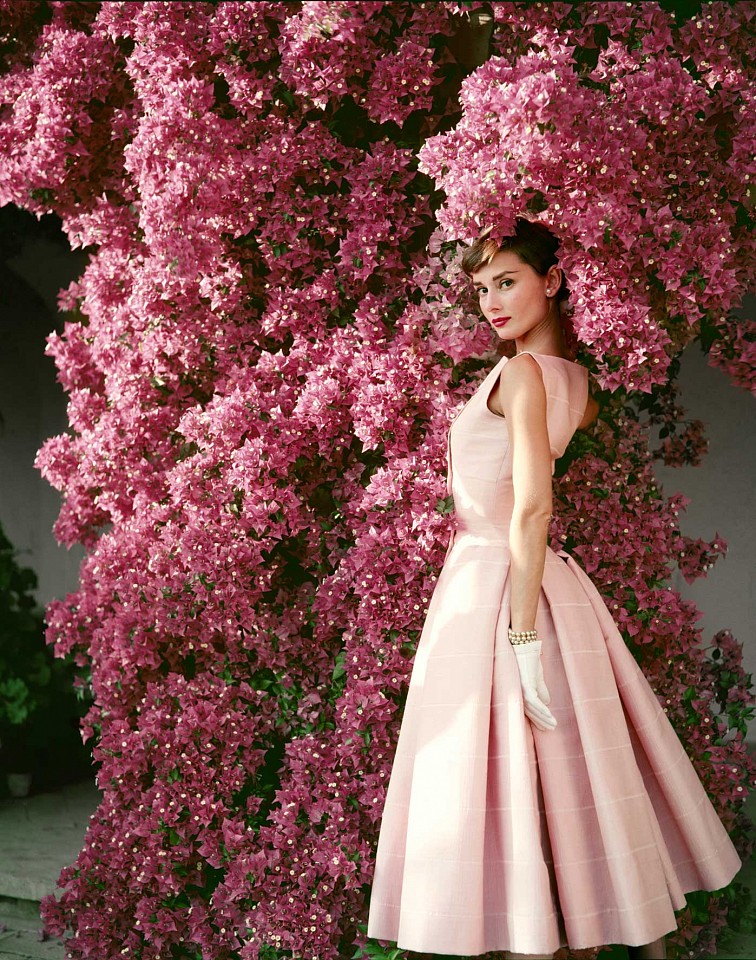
[512,640,557,731]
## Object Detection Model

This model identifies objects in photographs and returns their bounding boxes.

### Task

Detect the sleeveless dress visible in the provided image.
[366,350,742,957]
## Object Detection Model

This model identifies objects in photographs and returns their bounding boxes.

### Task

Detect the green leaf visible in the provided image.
[332,650,346,682]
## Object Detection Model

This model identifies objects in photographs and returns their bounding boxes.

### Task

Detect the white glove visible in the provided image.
[512,640,557,732]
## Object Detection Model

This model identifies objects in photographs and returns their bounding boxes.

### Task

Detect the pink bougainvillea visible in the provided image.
[0,2,753,959]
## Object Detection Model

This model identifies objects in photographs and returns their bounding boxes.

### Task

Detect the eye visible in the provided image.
[475,279,512,295]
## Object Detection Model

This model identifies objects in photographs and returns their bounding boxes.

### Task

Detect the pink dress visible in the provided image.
[366,350,742,956]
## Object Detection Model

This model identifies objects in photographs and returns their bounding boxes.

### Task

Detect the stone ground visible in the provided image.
[0,779,100,958]
[0,778,753,959]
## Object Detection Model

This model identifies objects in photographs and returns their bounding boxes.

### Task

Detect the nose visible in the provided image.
[485,290,505,315]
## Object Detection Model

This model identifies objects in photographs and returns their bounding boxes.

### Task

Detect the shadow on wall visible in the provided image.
[1,206,95,795]
[1,206,89,610]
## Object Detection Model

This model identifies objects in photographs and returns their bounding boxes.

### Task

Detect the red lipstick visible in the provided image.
[492,317,511,327]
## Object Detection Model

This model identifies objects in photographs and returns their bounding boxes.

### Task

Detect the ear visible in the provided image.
[546,265,562,296]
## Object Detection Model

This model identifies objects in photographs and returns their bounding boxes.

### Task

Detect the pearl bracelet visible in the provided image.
[508,627,539,645]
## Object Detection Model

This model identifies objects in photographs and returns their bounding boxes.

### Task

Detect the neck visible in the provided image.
[515,326,569,359]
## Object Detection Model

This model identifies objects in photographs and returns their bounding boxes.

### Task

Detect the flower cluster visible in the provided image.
[278,1,452,119]
[0,3,752,960]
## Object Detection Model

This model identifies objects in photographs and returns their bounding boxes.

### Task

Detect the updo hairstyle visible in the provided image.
[460,217,570,304]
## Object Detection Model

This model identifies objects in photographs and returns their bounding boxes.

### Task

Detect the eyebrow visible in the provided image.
[473,269,519,284]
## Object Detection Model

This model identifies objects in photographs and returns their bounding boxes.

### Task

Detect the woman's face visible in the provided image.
[470,249,560,342]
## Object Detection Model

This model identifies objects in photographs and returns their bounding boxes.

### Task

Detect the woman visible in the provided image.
[366,218,741,960]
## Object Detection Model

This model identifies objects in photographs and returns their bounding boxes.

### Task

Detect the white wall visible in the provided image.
[649,324,755,739]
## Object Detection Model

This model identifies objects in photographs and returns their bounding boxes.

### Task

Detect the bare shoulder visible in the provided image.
[498,354,547,421]
[500,352,545,386]
[579,395,600,429]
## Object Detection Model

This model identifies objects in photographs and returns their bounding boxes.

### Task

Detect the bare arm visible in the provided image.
[498,355,553,632]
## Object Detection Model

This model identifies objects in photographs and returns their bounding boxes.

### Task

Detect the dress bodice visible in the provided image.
[445,351,589,541]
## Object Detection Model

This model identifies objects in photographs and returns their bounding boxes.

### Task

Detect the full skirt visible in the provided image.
[366,539,742,956]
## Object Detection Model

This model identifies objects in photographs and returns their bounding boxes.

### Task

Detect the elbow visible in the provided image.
[510,509,551,547]
[512,492,552,524]
[511,504,552,526]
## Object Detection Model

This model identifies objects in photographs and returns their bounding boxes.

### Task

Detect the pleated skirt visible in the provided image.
[366,538,742,956]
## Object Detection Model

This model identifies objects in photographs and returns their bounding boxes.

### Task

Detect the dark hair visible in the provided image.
[460,217,570,303]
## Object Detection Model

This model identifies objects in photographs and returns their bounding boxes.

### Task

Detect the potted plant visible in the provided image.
[0,522,55,796]
[1,654,53,796]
